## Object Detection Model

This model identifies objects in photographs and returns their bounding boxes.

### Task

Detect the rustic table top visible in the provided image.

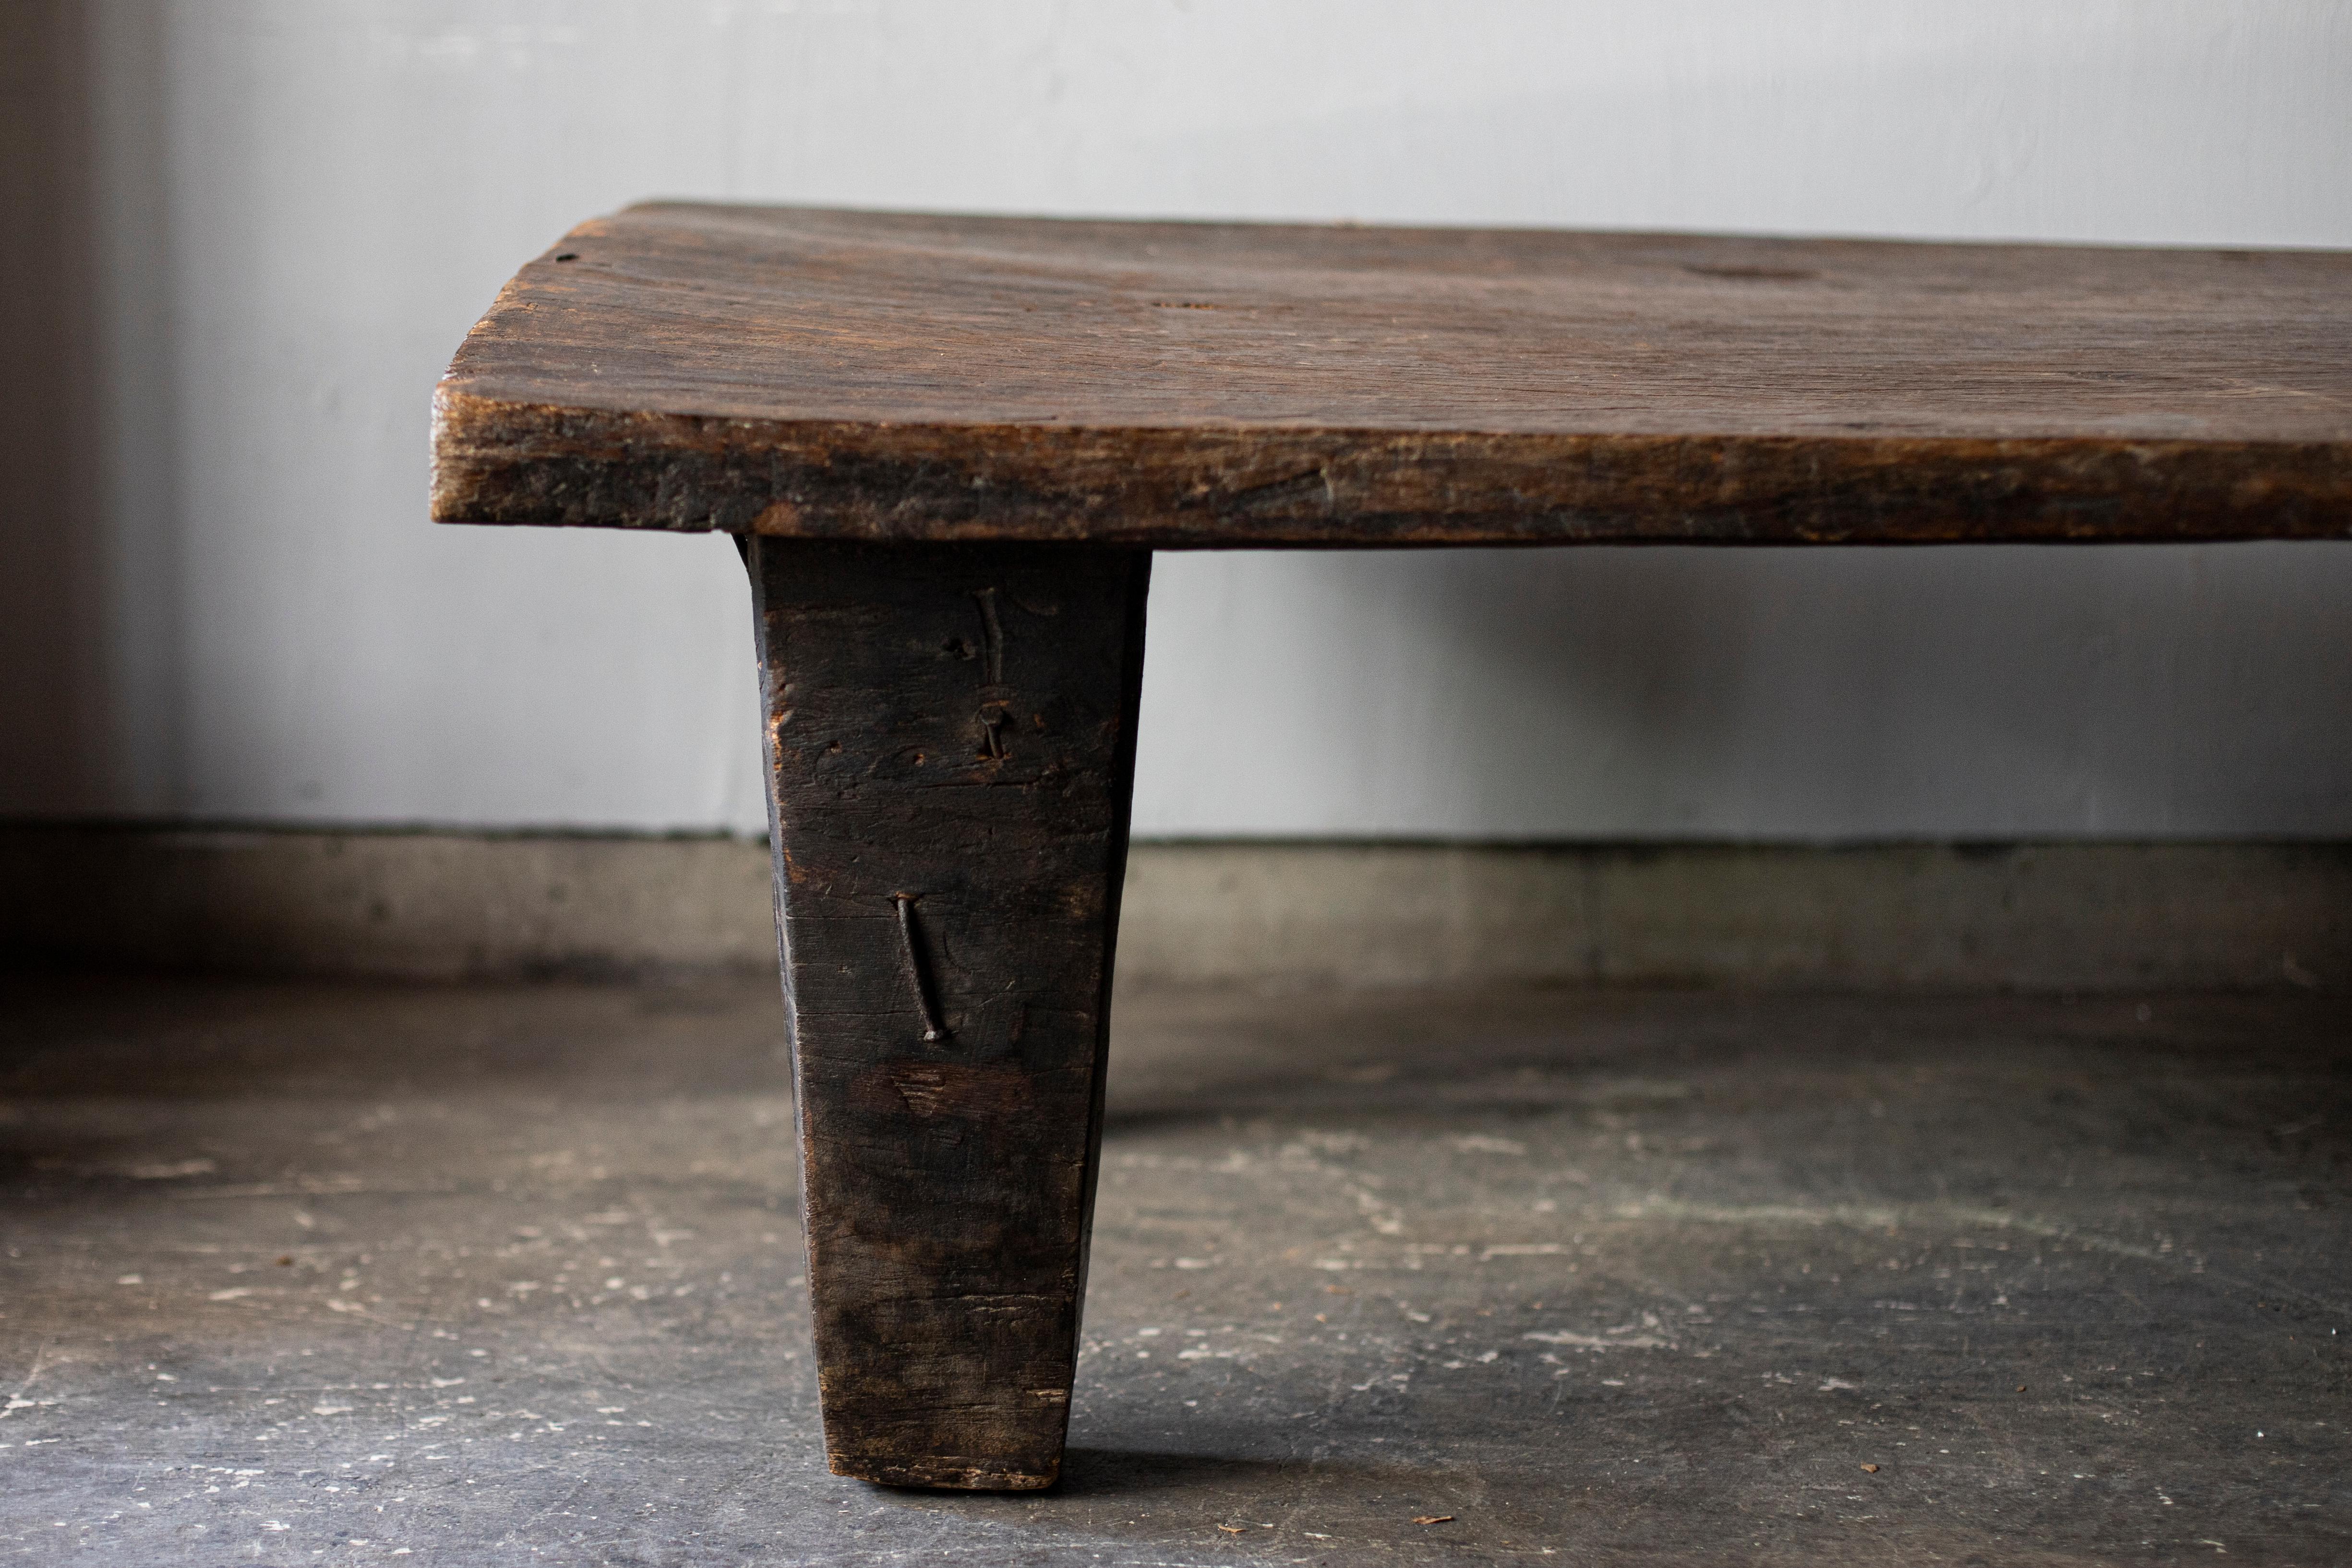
[432,203,2352,546]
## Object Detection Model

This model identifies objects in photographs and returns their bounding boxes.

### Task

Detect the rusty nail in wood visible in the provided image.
[892,894,948,1042]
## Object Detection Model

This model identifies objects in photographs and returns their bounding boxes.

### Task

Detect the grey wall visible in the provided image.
[5,0,2349,840]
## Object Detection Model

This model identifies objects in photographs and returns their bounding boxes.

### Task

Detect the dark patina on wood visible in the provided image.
[433,203,2352,547]
[745,537,1150,1489]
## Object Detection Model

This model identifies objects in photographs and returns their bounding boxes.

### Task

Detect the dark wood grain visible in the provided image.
[745,537,1150,1489]
[433,203,2352,546]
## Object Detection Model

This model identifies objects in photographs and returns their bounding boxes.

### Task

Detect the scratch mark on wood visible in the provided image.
[1226,468,1333,515]
[974,587,1006,684]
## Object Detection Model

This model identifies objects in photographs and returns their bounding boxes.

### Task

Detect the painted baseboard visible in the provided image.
[1,825,2343,990]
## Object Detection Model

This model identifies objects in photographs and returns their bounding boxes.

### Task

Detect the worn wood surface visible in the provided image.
[433,203,2352,546]
[745,538,1150,1489]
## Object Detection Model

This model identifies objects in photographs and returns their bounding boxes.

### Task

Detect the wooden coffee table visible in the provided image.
[432,204,2351,1489]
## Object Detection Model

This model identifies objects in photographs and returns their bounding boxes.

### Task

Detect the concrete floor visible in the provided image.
[0,977,2345,1566]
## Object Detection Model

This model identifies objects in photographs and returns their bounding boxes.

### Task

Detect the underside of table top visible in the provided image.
[432,203,2352,546]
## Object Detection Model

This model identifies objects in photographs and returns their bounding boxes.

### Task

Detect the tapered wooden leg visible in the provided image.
[742,537,1151,1490]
